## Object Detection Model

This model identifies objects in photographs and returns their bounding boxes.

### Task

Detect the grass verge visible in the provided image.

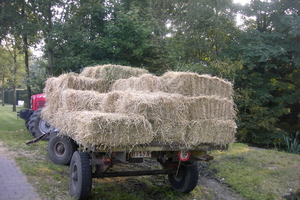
[208,143,300,200]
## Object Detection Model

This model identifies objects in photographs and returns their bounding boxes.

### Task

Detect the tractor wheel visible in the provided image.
[168,161,199,193]
[48,136,78,165]
[28,108,51,139]
[25,120,30,132]
[70,151,92,200]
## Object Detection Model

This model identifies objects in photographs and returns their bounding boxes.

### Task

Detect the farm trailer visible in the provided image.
[45,133,222,200]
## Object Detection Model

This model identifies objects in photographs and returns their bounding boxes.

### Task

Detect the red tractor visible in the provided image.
[18,93,51,139]
[19,94,77,165]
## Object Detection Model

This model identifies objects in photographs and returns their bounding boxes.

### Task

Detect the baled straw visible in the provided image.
[186,120,236,147]
[160,72,233,99]
[56,90,190,122]
[115,92,190,122]
[112,74,161,92]
[151,120,189,145]
[48,111,154,148]
[42,66,236,148]
[43,73,109,113]
[188,96,236,121]
[112,71,233,100]
[58,89,125,112]
[80,64,149,82]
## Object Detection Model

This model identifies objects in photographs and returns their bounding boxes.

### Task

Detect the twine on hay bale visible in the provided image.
[47,111,154,148]
[80,64,149,83]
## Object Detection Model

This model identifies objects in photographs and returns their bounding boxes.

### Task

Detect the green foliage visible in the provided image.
[223,0,300,146]
[28,59,48,94]
[283,131,300,154]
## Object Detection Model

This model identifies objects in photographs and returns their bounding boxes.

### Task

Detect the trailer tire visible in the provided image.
[48,136,78,165]
[70,151,92,200]
[168,161,199,193]
[28,108,51,140]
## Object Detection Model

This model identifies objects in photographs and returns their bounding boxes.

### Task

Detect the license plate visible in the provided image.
[130,151,151,158]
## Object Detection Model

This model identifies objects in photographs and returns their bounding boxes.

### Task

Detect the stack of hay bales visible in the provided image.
[42,65,236,149]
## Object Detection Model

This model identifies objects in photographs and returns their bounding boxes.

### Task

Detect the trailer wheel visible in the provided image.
[168,161,199,193]
[70,151,92,200]
[48,136,78,165]
[28,108,51,140]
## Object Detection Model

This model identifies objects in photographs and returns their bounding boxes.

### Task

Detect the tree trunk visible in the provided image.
[1,78,4,106]
[48,48,54,76]
[12,86,16,112]
[23,36,32,107]
[47,0,53,76]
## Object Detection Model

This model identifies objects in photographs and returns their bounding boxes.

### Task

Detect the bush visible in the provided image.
[283,131,300,154]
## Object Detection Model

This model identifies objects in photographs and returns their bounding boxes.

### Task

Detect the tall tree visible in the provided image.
[0,0,41,104]
[2,35,25,111]
[0,47,11,106]
[169,0,237,66]
[226,0,300,145]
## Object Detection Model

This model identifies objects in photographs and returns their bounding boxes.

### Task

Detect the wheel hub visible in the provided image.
[54,142,66,156]
[39,120,51,134]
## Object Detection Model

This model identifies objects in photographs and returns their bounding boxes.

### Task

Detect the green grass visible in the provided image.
[209,143,300,200]
[0,105,25,131]
[0,105,299,200]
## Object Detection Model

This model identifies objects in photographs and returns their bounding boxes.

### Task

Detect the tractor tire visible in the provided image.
[25,120,30,132]
[168,161,199,193]
[48,136,78,165]
[70,151,92,200]
[27,108,51,140]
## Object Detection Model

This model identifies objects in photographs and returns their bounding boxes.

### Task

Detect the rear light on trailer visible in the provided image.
[102,157,111,165]
[178,150,190,161]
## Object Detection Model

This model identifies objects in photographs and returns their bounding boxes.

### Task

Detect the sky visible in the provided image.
[233,0,251,5]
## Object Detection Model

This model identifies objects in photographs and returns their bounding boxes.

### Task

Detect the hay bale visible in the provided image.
[151,120,189,145]
[112,74,161,92]
[43,73,109,113]
[80,64,149,82]
[112,71,233,100]
[188,96,236,121]
[58,89,121,112]
[41,104,56,123]
[160,72,233,99]
[44,73,109,94]
[55,90,189,122]
[47,111,154,148]
[186,120,236,147]
[115,92,189,122]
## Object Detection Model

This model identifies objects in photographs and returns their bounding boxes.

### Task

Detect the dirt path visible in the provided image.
[198,176,246,200]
